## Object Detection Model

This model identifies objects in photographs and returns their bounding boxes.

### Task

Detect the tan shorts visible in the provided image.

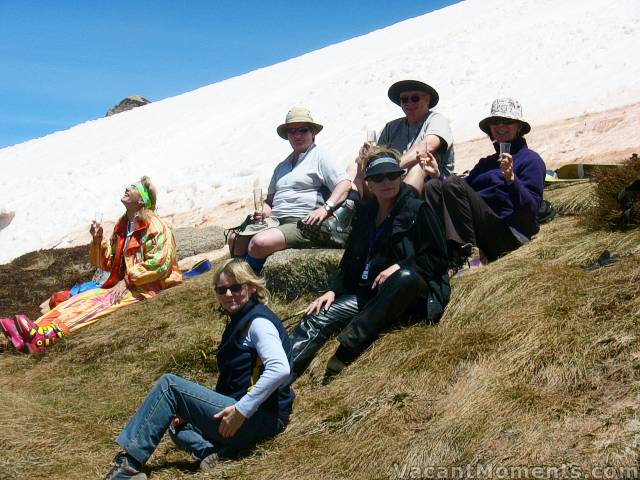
[273,217,315,248]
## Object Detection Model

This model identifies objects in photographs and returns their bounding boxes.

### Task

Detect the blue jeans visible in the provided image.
[116,374,285,465]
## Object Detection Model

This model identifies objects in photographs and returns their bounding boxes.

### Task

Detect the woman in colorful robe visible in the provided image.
[2,176,181,353]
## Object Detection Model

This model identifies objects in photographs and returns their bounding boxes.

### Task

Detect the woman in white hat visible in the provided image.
[420,98,546,265]
[227,107,352,273]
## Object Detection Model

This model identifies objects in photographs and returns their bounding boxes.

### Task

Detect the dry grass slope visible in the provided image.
[1,182,639,480]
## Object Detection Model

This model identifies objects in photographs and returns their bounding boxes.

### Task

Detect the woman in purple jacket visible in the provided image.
[422,98,546,262]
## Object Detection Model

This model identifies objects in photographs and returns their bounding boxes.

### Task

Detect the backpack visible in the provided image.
[617,179,640,227]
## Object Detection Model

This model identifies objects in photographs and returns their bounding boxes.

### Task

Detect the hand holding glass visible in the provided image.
[91,211,104,238]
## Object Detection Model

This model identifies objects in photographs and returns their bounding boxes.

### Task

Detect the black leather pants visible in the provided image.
[290,268,427,376]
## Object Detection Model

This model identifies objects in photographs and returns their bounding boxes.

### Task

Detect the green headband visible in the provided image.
[131,183,151,209]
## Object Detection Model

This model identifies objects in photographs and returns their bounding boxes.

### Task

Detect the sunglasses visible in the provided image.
[214,283,244,295]
[367,171,403,183]
[287,126,310,135]
[400,94,426,104]
[489,118,518,126]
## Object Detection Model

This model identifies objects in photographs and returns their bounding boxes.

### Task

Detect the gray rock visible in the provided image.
[0,210,15,231]
[174,226,226,260]
[263,248,343,300]
[105,96,151,116]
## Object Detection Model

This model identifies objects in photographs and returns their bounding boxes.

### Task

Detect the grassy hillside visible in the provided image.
[1,182,639,480]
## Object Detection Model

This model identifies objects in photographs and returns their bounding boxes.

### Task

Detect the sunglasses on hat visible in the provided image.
[215,283,244,295]
[367,171,403,183]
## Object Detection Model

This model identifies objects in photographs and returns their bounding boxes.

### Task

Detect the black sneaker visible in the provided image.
[322,354,347,385]
[448,242,473,276]
[103,453,147,480]
[199,452,220,472]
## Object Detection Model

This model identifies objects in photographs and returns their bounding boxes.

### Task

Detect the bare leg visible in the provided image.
[227,232,252,257]
[247,229,287,259]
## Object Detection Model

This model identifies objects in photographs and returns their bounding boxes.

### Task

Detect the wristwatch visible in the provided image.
[323,200,336,214]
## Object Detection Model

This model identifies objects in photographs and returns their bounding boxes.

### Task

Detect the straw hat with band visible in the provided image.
[388,80,439,108]
[478,98,531,136]
[276,107,324,139]
[364,156,406,180]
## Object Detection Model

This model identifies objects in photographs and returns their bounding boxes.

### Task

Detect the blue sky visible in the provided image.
[0,1,457,148]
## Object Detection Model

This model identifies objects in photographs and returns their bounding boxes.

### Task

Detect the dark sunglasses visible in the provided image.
[214,283,244,295]
[400,94,425,104]
[287,126,310,135]
[367,171,403,183]
[489,118,518,126]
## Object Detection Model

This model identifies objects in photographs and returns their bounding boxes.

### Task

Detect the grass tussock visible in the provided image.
[1,183,640,479]
[545,182,598,217]
[589,154,640,229]
[546,153,640,228]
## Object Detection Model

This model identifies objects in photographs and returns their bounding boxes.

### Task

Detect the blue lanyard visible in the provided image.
[367,222,388,261]
[361,222,388,281]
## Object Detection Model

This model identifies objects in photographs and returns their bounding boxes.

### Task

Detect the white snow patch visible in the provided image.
[1,0,639,263]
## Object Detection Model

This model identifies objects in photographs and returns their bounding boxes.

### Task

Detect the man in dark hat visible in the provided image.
[377,79,455,177]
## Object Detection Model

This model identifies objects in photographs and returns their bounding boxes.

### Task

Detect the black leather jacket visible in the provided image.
[330,183,450,322]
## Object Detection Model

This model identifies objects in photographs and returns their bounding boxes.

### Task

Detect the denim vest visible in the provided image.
[216,298,295,421]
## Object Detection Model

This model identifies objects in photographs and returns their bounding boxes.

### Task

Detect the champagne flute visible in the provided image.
[366,129,378,146]
[253,187,264,225]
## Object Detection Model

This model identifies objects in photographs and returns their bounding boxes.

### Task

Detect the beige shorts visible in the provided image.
[237,216,336,249]
[273,217,315,248]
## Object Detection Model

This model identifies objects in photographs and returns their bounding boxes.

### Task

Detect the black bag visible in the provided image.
[297,200,355,247]
[537,199,556,225]
[617,179,640,227]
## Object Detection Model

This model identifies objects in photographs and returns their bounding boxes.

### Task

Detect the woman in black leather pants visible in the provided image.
[289,148,450,382]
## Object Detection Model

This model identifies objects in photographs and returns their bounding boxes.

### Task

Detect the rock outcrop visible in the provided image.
[0,210,14,231]
[105,96,151,117]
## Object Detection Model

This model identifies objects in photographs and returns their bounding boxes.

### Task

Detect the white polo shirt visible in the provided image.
[268,144,349,219]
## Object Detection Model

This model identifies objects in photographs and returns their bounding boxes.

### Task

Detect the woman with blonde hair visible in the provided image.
[1,176,182,354]
[290,147,449,382]
[102,258,294,479]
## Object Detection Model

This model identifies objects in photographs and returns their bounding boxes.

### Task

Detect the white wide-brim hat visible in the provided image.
[479,97,531,136]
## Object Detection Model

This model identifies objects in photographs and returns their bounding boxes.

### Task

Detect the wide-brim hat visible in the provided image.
[388,80,439,108]
[276,107,323,139]
[479,97,531,136]
[364,156,406,180]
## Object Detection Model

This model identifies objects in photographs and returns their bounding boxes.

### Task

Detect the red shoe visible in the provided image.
[15,315,64,354]
[0,317,25,352]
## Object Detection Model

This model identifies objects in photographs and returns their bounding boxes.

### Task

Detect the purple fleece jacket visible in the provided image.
[465,137,545,239]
